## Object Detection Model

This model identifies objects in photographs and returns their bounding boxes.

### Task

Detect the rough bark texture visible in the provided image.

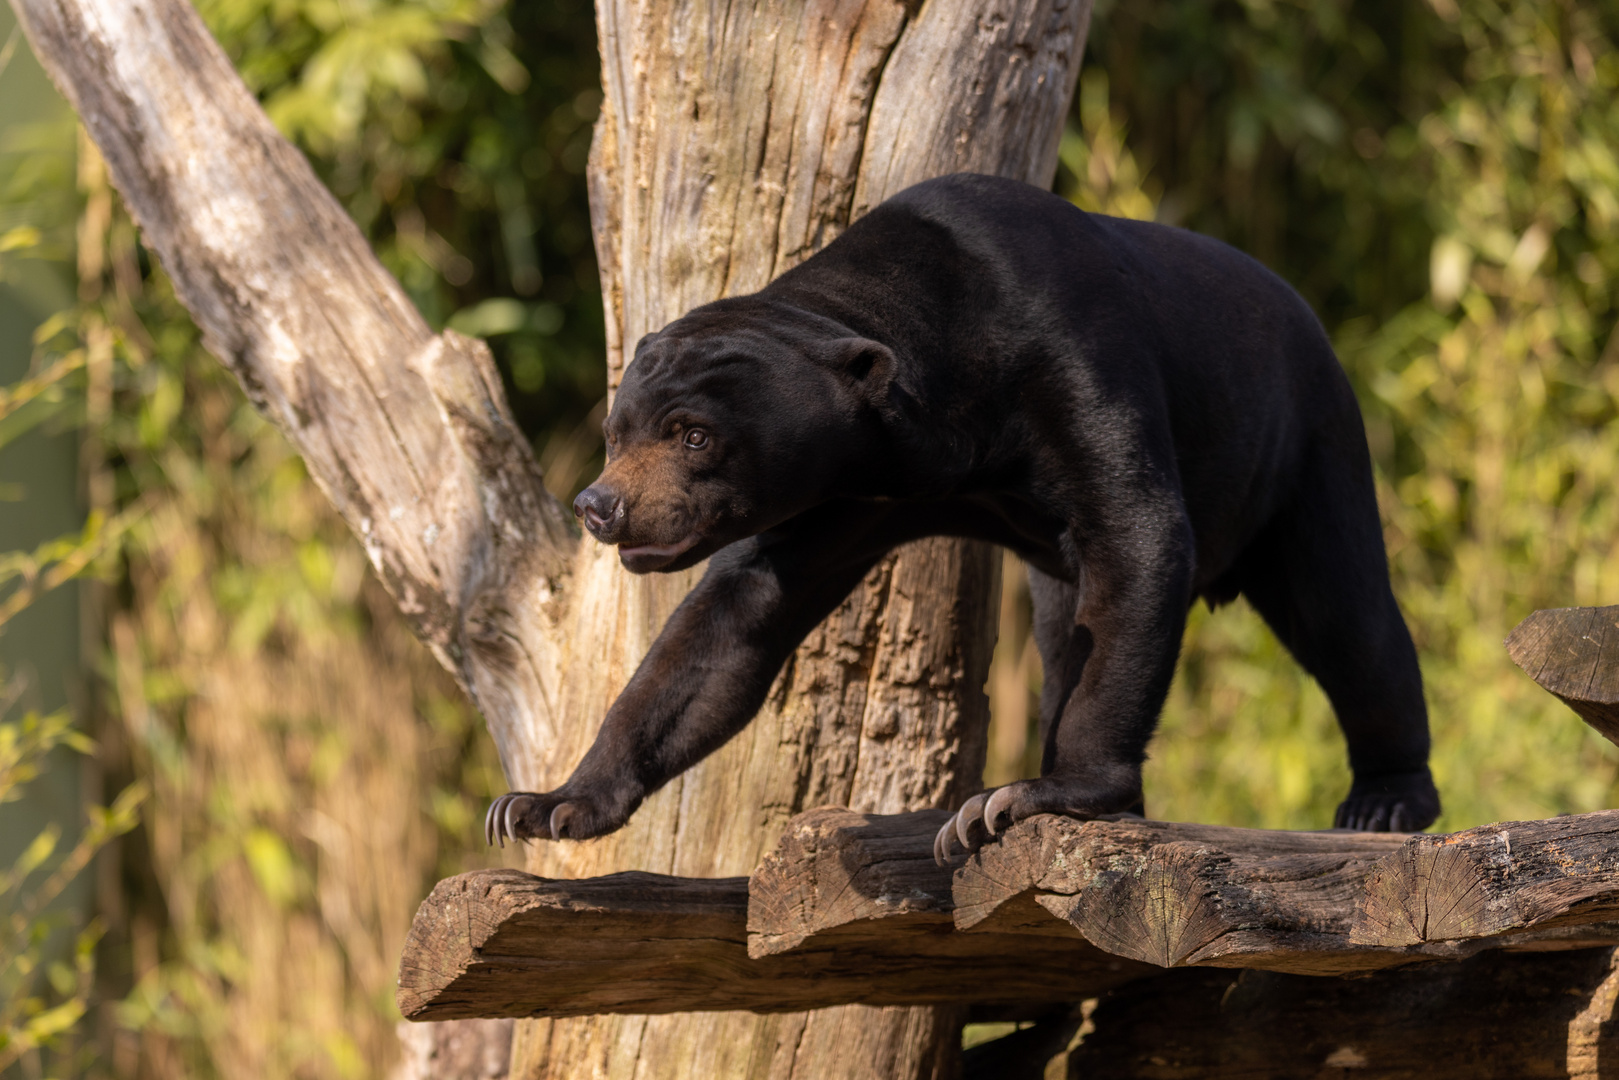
[1508,606,1619,746]
[958,812,1619,974]
[1065,947,1619,1080]
[397,807,1619,1021]
[955,815,1419,974]
[11,0,1090,1076]
[747,808,962,957]
[397,860,1149,1021]
[1352,809,1619,947]
[393,1019,514,1080]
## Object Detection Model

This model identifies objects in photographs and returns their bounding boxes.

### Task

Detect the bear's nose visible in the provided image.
[573,484,623,540]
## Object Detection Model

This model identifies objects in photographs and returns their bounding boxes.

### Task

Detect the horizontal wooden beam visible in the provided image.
[398,820,1154,1022]
[954,814,1417,975]
[955,810,1619,976]
[398,808,1619,1021]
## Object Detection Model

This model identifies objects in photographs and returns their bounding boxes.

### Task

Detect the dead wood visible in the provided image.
[958,811,1619,974]
[1351,808,1619,947]
[399,807,1619,1023]
[398,862,1151,1022]
[518,2,1092,1075]
[1508,605,1619,746]
[1065,947,1619,1080]
[955,814,1423,975]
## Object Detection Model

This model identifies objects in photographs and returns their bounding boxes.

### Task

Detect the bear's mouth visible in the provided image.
[617,531,702,572]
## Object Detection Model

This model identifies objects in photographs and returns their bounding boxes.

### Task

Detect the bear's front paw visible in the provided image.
[1334,769,1440,832]
[933,770,1144,865]
[484,788,630,846]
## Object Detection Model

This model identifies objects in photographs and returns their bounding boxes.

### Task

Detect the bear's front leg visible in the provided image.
[486,504,896,845]
[937,515,1194,864]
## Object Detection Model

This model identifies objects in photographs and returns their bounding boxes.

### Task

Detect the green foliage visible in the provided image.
[195,0,607,454]
[63,136,508,1080]
[0,105,75,319]
[0,699,145,1076]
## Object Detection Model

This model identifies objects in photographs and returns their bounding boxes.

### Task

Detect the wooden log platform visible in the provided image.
[398,805,1619,1021]
[399,812,1154,1022]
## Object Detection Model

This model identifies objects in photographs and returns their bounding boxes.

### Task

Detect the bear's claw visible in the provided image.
[485,792,533,847]
[1333,770,1439,833]
[934,776,1149,865]
[484,790,620,846]
[934,791,1006,866]
[1335,799,1412,832]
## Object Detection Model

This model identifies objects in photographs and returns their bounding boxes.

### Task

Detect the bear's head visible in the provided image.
[572,298,898,573]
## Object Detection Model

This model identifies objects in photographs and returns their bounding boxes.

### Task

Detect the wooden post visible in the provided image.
[9,0,1089,1075]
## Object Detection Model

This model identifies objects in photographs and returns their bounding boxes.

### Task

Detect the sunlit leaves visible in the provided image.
[0,702,143,1073]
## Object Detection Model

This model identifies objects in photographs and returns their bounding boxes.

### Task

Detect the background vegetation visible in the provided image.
[0,0,1615,1075]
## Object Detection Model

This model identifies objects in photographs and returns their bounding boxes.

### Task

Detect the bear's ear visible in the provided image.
[824,337,896,389]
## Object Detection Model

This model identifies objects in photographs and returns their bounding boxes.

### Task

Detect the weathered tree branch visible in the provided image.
[8,0,575,786]
[1508,605,1619,746]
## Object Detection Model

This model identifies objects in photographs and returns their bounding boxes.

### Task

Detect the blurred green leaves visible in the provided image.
[0,701,144,1074]
[191,0,606,452]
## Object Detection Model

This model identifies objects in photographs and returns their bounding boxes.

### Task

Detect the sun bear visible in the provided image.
[485,173,1441,859]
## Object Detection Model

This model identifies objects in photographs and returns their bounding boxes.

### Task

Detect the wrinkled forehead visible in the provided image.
[613,320,804,427]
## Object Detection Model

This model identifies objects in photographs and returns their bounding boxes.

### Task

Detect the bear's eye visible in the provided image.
[683,428,709,449]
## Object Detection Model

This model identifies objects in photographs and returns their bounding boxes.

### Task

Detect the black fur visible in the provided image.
[488,173,1439,849]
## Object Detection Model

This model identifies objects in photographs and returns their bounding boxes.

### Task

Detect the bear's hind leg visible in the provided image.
[1237,447,1439,833]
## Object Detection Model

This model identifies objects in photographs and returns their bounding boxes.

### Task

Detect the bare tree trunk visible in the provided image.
[8,0,1087,1076]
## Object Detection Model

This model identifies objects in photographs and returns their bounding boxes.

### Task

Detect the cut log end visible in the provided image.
[1507,605,1619,745]
[1350,810,1619,948]
[746,807,955,958]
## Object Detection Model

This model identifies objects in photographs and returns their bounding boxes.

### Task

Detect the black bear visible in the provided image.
[485,173,1441,859]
